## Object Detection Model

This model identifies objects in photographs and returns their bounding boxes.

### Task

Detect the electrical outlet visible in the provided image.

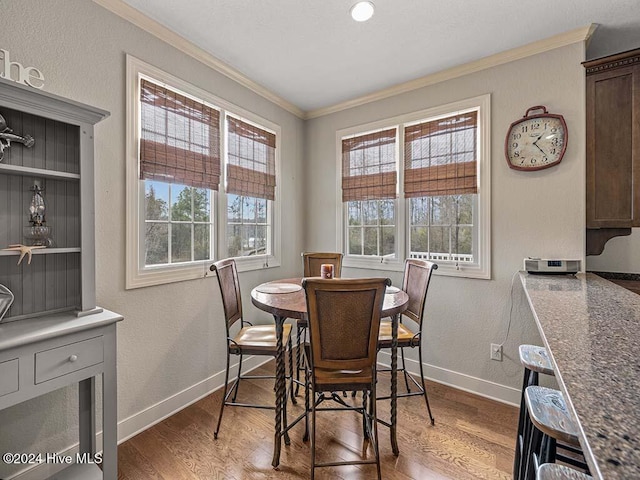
[490,343,503,361]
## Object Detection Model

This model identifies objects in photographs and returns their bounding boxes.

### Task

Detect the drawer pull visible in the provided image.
[35,335,104,384]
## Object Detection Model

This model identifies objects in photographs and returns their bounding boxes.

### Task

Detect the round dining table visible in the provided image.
[250,277,409,468]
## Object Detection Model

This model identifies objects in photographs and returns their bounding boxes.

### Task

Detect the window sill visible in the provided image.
[343,256,404,272]
[431,262,491,280]
[126,262,209,289]
[126,255,281,289]
[233,255,281,273]
[343,257,490,279]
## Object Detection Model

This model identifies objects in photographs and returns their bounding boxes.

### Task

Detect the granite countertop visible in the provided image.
[520,272,640,480]
[591,271,640,296]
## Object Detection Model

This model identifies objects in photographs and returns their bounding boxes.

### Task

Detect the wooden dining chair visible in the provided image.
[294,252,343,395]
[302,252,343,279]
[302,277,390,480]
[210,258,294,439]
[377,259,438,425]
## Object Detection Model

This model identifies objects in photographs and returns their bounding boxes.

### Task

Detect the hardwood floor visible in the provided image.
[118,360,518,479]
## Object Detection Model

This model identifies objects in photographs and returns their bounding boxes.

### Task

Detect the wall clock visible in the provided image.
[505,106,567,171]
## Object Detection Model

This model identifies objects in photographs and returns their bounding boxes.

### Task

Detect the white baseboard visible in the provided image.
[116,355,271,444]
[377,351,520,407]
[8,355,271,480]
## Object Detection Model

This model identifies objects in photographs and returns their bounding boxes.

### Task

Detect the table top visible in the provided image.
[251,277,409,320]
[519,272,640,480]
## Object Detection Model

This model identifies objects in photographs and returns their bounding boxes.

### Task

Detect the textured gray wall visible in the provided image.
[2,1,630,477]
[0,1,304,478]
[303,42,587,399]
[587,24,640,60]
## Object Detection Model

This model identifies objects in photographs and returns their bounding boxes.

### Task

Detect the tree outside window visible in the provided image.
[144,180,212,266]
[226,194,269,257]
[348,199,395,257]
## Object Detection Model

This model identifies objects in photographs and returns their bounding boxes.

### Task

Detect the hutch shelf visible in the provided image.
[0,77,122,480]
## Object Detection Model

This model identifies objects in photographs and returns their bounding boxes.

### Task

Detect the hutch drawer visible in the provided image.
[35,335,103,384]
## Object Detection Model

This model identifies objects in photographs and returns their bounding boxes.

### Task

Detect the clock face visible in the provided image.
[505,113,567,171]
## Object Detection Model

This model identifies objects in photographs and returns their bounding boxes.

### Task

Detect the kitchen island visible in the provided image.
[520,272,640,480]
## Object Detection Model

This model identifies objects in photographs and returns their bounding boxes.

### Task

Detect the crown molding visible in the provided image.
[90,2,596,121]
[305,24,597,119]
[93,0,305,119]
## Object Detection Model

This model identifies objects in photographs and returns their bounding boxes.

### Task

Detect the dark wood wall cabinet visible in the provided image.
[584,48,640,255]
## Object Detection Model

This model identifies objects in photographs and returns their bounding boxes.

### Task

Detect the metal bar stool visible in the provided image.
[514,345,555,479]
[524,386,589,480]
[537,463,593,479]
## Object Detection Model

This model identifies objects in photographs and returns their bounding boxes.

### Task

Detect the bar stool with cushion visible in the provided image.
[537,463,593,480]
[302,277,390,480]
[211,258,294,439]
[515,345,556,478]
[523,386,589,480]
[294,252,343,395]
[376,259,437,425]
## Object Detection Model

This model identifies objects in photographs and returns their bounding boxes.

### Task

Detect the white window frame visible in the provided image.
[336,94,491,279]
[126,55,281,289]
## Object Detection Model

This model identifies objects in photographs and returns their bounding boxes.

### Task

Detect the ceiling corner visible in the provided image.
[92,0,305,119]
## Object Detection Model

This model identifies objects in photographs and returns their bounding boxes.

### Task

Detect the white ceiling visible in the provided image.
[119,0,640,113]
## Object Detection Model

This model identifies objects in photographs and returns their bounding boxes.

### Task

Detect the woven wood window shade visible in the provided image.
[226,116,276,201]
[139,79,221,190]
[404,112,478,198]
[342,128,397,202]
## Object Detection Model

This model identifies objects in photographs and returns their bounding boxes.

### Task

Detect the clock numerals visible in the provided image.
[523,154,551,166]
[505,107,567,170]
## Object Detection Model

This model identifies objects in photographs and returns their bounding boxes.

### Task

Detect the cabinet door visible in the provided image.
[586,65,640,228]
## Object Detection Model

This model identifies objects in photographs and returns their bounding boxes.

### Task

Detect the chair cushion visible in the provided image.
[313,365,373,391]
[230,323,292,355]
[525,386,580,447]
[537,463,592,480]
[303,343,374,390]
[519,344,554,376]
[378,320,417,348]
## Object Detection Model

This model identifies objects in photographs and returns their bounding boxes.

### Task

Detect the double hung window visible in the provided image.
[342,128,397,258]
[126,56,280,288]
[338,95,490,279]
[140,78,219,267]
[225,116,276,258]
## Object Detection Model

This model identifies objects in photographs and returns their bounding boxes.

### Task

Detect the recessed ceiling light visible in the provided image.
[350,1,375,22]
